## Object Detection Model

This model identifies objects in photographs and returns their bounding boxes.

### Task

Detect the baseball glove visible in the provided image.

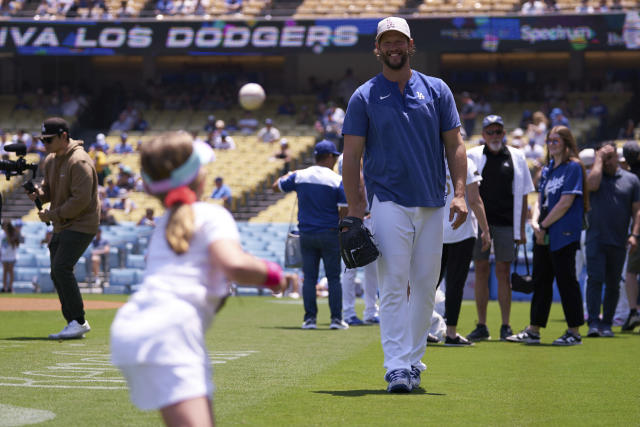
[339,216,380,269]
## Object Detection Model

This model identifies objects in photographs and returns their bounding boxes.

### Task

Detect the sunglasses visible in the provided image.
[484,129,504,136]
[41,136,54,144]
[547,138,562,145]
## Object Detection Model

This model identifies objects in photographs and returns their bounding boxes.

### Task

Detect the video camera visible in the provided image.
[0,142,38,180]
[0,142,43,226]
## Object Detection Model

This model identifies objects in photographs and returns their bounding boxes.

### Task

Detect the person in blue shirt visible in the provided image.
[210,176,232,210]
[114,133,134,154]
[341,17,468,393]
[507,126,588,346]
[105,179,121,198]
[273,140,348,330]
[550,107,570,128]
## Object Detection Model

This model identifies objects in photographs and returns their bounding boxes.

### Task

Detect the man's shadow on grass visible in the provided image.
[2,337,72,341]
[314,388,445,397]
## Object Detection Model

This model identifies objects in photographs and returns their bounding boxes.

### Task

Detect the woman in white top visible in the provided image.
[438,158,491,346]
[110,131,286,427]
[1,221,20,293]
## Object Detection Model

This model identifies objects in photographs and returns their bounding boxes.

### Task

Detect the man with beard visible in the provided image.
[466,115,534,342]
[341,17,468,393]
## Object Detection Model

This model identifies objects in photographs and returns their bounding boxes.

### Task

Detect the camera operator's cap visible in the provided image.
[39,117,69,138]
[482,115,504,129]
[376,17,411,42]
[314,139,340,156]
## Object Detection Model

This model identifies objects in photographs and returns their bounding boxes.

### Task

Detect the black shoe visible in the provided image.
[505,328,541,344]
[427,333,440,344]
[621,312,640,332]
[466,324,491,342]
[444,334,474,346]
[500,325,513,341]
[552,330,582,346]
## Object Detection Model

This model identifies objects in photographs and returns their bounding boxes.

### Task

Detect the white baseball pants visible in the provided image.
[370,196,444,374]
[342,264,379,320]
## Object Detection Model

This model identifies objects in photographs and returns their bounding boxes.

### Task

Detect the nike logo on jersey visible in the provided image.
[379,94,391,100]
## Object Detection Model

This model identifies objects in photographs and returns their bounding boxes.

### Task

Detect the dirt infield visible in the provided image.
[0,297,124,311]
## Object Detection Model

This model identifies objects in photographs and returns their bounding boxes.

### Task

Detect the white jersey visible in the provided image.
[111,202,239,366]
[443,157,481,244]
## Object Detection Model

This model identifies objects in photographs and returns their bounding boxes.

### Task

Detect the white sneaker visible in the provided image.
[49,320,91,340]
[329,318,349,330]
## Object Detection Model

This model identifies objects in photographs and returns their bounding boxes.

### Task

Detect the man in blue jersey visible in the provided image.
[273,140,349,330]
[341,17,468,393]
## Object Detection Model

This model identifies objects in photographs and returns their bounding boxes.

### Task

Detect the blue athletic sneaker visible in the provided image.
[384,369,412,393]
[346,315,364,326]
[364,316,380,325]
[410,365,422,389]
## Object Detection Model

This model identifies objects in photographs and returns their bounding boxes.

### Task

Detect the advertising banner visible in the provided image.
[0,13,638,55]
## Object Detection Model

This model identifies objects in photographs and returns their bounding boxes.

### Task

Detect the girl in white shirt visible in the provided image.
[111,131,285,427]
[1,222,20,293]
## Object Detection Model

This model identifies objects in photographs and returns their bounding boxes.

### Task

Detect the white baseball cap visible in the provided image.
[376,17,411,42]
[579,148,595,167]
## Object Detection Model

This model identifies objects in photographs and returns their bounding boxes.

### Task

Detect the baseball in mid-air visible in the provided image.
[238,83,266,110]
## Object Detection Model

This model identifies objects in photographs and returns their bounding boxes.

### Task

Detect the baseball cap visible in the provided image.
[280,138,288,146]
[265,118,273,125]
[38,117,69,138]
[550,108,563,118]
[96,133,106,143]
[482,115,504,129]
[208,115,215,121]
[120,132,128,140]
[579,148,595,167]
[12,219,23,227]
[376,17,411,42]
[314,140,340,156]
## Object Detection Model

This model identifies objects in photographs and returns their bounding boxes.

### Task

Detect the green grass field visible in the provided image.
[1,293,639,426]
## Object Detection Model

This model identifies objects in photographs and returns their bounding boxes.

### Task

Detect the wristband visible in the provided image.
[263,260,283,289]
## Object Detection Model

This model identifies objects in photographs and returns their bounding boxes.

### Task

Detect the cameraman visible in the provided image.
[26,117,100,340]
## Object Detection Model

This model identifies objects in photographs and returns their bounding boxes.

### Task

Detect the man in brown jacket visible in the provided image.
[27,117,100,339]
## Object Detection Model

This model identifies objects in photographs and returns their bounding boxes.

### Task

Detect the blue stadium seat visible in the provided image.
[37,268,55,293]
[126,254,146,269]
[15,253,37,268]
[75,257,88,282]
[109,268,138,287]
[35,254,51,267]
